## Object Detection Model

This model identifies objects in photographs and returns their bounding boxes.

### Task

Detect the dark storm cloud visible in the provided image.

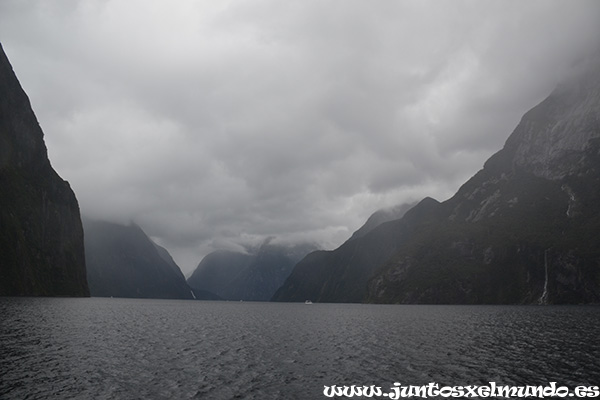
[1,0,599,274]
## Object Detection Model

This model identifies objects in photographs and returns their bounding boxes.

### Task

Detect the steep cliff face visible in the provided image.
[83,218,194,299]
[275,54,600,304]
[368,55,600,304]
[188,240,317,301]
[503,61,600,180]
[0,43,89,296]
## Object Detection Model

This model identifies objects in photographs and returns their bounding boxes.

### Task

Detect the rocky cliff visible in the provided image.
[0,43,89,296]
[83,218,194,299]
[275,54,600,304]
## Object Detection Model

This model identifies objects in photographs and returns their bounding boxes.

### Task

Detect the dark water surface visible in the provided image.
[0,298,598,399]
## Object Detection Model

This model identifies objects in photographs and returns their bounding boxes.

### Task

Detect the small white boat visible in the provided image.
[305,300,313,304]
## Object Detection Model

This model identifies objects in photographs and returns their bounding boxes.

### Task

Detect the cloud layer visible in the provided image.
[2,1,599,274]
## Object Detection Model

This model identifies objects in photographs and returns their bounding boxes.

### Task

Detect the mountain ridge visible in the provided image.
[83,217,195,300]
[274,54,600,304]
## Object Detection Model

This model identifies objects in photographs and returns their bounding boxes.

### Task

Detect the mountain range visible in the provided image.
[2,37,599,304]
[188,240,318,301]
[274,54,600,304]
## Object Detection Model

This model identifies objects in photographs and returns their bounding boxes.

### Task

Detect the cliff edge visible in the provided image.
[0,43,89,296]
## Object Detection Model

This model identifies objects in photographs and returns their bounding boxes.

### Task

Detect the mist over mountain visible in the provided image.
[83,218,195,300]
[188,239,318,301]
[271,199,436,303]
[347,202,416,242]
[0,43,88,296]
[274,54,600,304]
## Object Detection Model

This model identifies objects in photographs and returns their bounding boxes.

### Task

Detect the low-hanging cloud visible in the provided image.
[1,0,599,274]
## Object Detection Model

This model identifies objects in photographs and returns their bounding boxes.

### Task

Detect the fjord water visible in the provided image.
[1,298,598,399]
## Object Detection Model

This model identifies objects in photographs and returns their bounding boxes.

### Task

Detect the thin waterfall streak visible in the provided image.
[539,249,550,305]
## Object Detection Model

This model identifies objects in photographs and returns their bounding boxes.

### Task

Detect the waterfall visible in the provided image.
[538,249,550,305]
[190,290,197,300]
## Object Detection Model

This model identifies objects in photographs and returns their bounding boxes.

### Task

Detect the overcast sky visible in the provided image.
[1,1,599,275]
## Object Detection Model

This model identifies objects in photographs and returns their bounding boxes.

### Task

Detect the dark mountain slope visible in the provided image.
[275,54,600,304]
[83,218,194,299]
[347,202,415,242]
[0,43,89,296]
[187,250,253,299]
[368,59,600,304]
[272,198,440,303]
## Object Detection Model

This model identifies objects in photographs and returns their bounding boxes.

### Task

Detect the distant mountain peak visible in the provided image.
[188,240,318,301]
[83,218,194,300]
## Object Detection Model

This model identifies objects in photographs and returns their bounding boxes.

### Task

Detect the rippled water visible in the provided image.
[0,298,598,399]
